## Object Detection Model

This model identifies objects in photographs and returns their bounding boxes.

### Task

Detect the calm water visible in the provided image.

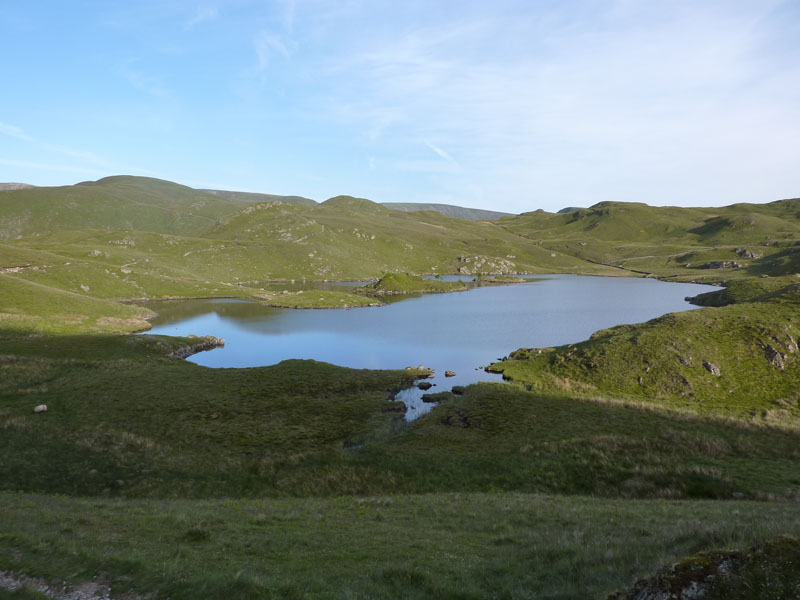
[144,275,717,419]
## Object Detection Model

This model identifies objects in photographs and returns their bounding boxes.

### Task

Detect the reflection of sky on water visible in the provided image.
[145,275,719,419]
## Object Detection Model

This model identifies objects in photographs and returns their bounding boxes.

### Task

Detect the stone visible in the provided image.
[33,404,47,413]
[445,370,456,377]
[766,345,785,371]
[703,361,721,377]
[418,381,433,390]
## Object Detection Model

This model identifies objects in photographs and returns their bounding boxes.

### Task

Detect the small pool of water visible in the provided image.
[143,275,718,419]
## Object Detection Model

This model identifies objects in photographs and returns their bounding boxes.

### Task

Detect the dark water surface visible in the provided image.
[144,275,717,419]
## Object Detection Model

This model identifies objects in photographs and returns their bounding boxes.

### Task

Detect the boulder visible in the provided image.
[33,404,47,413]
[418,381,433,390]
[445,370,456,377]
[766,345,786,371]
[703,361,721,377]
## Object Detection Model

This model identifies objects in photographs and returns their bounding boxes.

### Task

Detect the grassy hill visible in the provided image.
[0,176,243,239]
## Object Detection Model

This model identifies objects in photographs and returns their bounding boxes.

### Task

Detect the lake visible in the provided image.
[144,275,717,419]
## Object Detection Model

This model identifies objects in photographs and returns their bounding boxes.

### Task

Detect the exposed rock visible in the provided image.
[703,361,721,377]
[451,386,466,395]
[733,247,759,259]
[445,370,456,377]
[787,335,798,354]
[701,261,741,269]
[418,381,433,390]
[33,404,47,414]
[766,345,786,371]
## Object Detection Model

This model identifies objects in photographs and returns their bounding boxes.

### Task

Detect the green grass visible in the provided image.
[0,274,154,336]
[1,492,799,599]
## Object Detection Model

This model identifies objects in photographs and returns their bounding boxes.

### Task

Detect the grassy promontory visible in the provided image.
[358,272,468,296]
[254,289,382,309]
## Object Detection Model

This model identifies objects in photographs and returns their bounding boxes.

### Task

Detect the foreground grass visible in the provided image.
[1,492,799,599]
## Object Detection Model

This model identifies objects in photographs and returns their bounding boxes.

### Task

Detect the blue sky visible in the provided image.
[1,0,798,213]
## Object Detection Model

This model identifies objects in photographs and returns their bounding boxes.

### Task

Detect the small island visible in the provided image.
[358,272,469,296]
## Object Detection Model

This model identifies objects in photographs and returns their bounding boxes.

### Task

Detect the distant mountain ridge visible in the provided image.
[382,202,511,221]
[201,189,317,207]
[0,182,36,191]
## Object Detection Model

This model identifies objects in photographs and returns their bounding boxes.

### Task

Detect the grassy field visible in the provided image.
[2,492,799,600]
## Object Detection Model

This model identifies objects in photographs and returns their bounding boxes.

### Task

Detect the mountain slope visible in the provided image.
[0,176,243,239]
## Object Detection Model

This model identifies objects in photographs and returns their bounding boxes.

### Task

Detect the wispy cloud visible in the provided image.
[254,31,290,71]
[424,141,460,168]
[121,67,173,100]
[315,1,800,208]
[0,158,108,177]
[0,122,34,142]
[187,5,219,28]
[0,119,155,178]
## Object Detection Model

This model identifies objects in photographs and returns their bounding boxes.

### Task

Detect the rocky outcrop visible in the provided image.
[700,260,741,269]
[733,247,760,259]
[455,255,516,275]
[168,336,225,359]
[608,535,800,600]
[418,381,433,390]
[445,370,456,377]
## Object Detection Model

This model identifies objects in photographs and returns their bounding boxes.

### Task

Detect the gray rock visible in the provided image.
[703,361,721,377]
[766,345,786,371]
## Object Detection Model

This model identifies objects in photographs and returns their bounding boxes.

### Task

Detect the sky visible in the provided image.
[1,0,799,213]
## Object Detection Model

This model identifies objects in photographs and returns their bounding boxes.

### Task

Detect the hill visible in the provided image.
[0,176,243,239]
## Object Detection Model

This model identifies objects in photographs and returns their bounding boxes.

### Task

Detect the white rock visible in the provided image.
[33,404,47,413]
